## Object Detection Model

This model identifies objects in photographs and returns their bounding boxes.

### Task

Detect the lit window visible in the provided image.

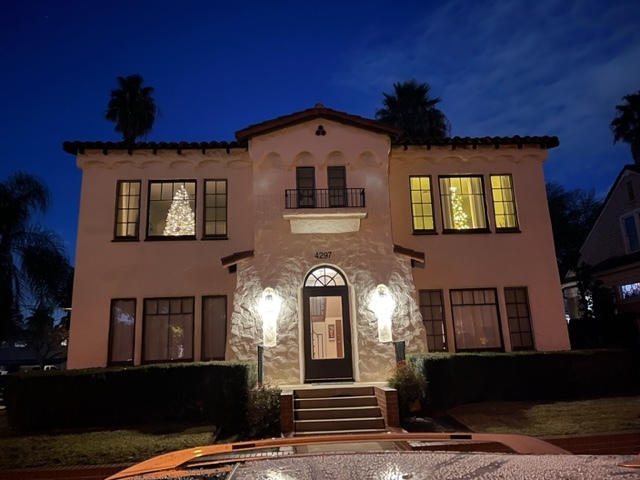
[490,175,519,231]
[410,176,435,232]
[620,282,640,300]
[202,296,227,360]
[204,180,227,238]
[114,181,141,239]
[504,287,534,350]
[109,299,136,365]
[147,181,196,238]
[450,289,502,350]
[439,176,488,231]
[419,290,447,351]
[143,297,194,362]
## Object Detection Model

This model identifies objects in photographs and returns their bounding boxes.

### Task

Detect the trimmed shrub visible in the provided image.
[246,384,281,439]
[388,362,427,419]
[5,361,256,433]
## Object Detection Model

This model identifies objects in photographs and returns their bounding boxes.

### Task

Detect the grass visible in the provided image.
[2,396,639,469]
[446,396,640,437]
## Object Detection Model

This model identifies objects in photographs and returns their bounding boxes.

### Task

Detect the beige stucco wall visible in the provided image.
[389,146,570,351]
[68,148,253,368]
[225,120,427,384]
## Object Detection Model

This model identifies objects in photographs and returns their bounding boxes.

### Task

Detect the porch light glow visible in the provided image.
[259,287,281,347]
[370,284,395,343]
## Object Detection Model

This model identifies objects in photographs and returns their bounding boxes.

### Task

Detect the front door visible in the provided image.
[303,267,353,382]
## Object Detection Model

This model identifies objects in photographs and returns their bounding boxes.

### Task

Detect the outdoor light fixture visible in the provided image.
[259,287,281,347]
[370,284,395,343]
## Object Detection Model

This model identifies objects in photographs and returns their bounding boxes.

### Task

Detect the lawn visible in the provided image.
[1,396,639,469]
[445,396,640,436]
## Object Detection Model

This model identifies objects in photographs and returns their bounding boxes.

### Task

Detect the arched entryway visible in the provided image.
[302,266,354,382]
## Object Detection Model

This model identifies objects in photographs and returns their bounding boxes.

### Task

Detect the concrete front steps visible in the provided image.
[293,385,387,436]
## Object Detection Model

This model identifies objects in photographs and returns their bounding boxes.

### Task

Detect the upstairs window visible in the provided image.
[114,181,141,239]
[328,166,347,207]
[204,180,227,238]
[439,176,488,232]
[296,167,315,208]
[622,214,640,253]
[490,175,519,231]
[147,181,196,238]
[410,176,435,232]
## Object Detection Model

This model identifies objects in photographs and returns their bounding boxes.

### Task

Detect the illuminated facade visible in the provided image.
[64,106,570,384]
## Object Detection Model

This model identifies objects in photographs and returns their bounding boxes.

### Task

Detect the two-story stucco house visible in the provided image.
[63,105,570,385]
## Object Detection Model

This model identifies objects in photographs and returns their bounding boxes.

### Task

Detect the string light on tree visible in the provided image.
[163,185,195,236]
[450,186,469,229]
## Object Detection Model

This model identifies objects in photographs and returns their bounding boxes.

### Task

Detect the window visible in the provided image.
[296,167,315,208]
[504,287,534,350]
[142,297,194,362]
[439,176,488,232]
[490,175,519,231]
[204,180,227,238]
[620,282,640,300]
[328,166,346,207]
[114,181,141,239]
[622,214,640,253]
[419,290,447,351]
[450,289,503,350]
[147,181,196,238]
[410,176,435,232]
[202,296,227,360]
[109,299,136,365]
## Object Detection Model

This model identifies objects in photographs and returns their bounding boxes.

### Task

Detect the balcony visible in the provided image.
[283,188,367,234]
[284,188,365,209]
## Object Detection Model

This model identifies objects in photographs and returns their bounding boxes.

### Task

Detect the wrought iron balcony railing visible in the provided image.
[285,188,366,209]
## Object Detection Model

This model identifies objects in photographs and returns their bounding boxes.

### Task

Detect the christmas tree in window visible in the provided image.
[450,186,469,229]
[163,186,195,236]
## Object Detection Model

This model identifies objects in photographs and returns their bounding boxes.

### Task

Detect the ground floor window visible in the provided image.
[201,296,227,360]
[419,289,447,351]
[142,297,194,362]
[108,299,136,365]
[450,288,503,350]
[505,287,534,350]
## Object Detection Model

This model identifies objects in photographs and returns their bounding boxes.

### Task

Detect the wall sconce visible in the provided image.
[258,287,281,347]
[369,284,395,343]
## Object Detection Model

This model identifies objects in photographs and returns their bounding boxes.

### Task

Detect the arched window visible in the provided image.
[304,266,346,287]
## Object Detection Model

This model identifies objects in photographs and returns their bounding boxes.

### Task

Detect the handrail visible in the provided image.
[285,188,365,209]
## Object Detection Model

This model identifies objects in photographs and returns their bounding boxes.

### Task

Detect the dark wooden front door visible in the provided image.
[303,286,353,382]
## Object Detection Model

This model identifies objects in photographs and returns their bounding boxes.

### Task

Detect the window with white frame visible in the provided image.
[439,176,488,232]
[450,288,503,350]
[622,213,640,253]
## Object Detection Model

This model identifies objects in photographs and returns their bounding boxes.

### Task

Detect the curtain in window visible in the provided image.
[440,177,487,230]
[451,289,501,349]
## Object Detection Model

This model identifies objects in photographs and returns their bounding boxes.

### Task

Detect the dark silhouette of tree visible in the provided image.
[375,79,451,139]
[0,172,72,340]
[610,90,640,164]
[546,182,602,280]
[22,306,68,369]
[104,74,158,145]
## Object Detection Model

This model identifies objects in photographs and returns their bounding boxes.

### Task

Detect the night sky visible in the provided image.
[2,0,639,261]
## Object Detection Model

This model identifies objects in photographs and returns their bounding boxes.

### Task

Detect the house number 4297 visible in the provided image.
[314,251,332,259]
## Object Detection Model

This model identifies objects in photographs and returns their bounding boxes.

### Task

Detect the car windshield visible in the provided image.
[107,433,640,480]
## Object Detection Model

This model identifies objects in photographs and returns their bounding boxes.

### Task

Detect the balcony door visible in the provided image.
[296,167,315,208]
[303,266,353,382]
[328,166,346,207]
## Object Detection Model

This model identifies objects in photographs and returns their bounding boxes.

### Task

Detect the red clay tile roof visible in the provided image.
[62,140,245,155]
[395,135,559,149]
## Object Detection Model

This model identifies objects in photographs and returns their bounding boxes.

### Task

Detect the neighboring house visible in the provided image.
[564,165,640,320]
[62,105,569,384]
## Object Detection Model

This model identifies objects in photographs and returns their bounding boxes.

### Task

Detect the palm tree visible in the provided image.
[0,172,72,340]
[610,90,640,164]
[104,74,158,145]
[375,79,451,139]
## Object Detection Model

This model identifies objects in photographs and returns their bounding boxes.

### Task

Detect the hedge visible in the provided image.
[4,361,256,433]
[411,349,640,411]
